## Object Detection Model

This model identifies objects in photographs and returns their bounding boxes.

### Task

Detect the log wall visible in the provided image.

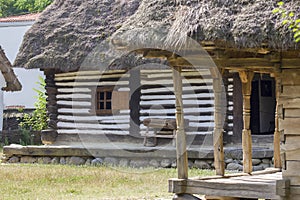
[280,68,300,199]
[52,69,233,145]
[54,70,130,144]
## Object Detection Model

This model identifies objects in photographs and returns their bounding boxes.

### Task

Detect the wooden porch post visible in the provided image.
[211,68,225,176]
[239,71,254,174]
[273,76,282,169]
[172,66,188,179]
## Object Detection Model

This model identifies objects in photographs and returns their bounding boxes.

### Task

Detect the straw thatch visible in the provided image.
[14,0,300,72]
[112,0,300,50]
[0,47,22,91]
[13,0,141,71]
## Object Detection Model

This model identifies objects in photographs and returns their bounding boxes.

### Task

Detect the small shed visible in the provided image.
[0,46,22,130]
[110,0,300,199]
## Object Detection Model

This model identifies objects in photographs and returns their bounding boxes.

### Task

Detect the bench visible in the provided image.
[142,118,189,147]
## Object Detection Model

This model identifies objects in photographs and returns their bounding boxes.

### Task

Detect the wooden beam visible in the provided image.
[172,66,188,179]
[274,76,282,169]
[211,68,225,176]
[239,70,254,174]
[129,69,141,137]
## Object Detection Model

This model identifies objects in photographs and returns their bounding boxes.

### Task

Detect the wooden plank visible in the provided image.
[280,98,300,109]
[284,109,300,118]
[283,161,300,186]
[283,136,300,161]
[281,69,300,85]
[112,91,129,110]
[169,176,281,199]
[55,73,128,81]
[280,118,300,135]
[281,86,300,98]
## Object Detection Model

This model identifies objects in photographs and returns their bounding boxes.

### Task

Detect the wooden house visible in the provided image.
[110,0,300,199]
[3,0,300,199]
[10,0,232,148]
[0,46,22,131]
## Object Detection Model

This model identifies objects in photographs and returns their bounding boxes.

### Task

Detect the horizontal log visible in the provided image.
[55,81,128,87]
[281,86,300,98]
[279,97,300,109]
[280,118,300,135]
[284,109,300,118]
[281,69,300,85]
[57,88,91,93]
[55,73,129,81]
[55,70,127,78]
[56,94,91,99]
[57,129,129,135]
[283,161,300,186]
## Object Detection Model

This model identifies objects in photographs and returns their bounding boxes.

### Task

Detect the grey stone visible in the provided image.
[252,159,262,166]
[225,158,233,164]
[20,156,36,164]
[37,157,52,164]
[104,157,118,166]
[171,160,177,168]
[68,157,86,165]
[161,159,172,168]
[85,158,92,166]
[60,157,66,165]
[129,160,149,168]
[262,159,271,164]
[91,158,103,166]
[253,165,264,171]
[149,159,160,168]
[188,160,194,168]
[8,156,19,163]
[226,163,242,171]
[194,160,211,169]
[119,159,129,167]
[65,157,71,163]
[258,163,270,170]
[51,157,59,164]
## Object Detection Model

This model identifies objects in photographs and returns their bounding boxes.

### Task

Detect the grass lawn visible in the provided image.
[0,162,214,200]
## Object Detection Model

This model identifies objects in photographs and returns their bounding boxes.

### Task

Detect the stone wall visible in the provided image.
[4,155,273,171]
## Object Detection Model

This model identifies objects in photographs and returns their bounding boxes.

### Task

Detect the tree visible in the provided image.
[0,0,53,17]
[273,1,300,43]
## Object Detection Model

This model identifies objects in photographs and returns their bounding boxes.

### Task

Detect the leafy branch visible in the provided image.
[273,1,300,43]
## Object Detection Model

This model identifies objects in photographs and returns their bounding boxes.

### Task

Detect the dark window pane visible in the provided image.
[107,92,112,100]
[106,102,112,109]
[100,92,105,100]
[100,102,104,109]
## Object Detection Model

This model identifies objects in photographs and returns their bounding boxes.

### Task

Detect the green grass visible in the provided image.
[0,164,214,200]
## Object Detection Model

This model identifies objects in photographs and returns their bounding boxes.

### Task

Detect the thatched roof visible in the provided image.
[13,0,141,71]
[0,47,22,91]
[112,0,300,51]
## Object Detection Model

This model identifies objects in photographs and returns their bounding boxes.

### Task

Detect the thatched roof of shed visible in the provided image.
[0,47,22,91]
[13,0,141,71]
[112,0,300,51]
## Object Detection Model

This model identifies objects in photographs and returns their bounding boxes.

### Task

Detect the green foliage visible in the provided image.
[0,0,53,17]
[19,129,34,146]
[273,1,300,43]
[19,76,48,131]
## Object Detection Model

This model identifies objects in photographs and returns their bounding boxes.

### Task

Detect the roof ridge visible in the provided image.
[0,13,40,23]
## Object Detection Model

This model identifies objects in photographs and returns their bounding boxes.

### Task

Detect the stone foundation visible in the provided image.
[2,144,274,171]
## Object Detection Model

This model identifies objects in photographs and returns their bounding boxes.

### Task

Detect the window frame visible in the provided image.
[95,86,113,115]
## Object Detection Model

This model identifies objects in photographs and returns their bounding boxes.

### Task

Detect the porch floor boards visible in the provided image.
[169,168,285,200]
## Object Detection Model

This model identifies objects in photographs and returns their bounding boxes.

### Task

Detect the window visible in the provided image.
[96,87,113,115]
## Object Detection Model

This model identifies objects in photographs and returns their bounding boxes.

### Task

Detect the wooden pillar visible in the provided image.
[129,68,141,137]
[172,66,188,179]
[41,69,58,145]
[232,73,243,143]
[211,68,225,176]
[239,71,254,174]
[273,76,282,169]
